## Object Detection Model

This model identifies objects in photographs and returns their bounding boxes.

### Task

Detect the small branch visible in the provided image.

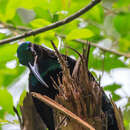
[75,39,130,58]
[31,92,95,130]
[0,21,31,31]
[0,0,101,45]
[56,33,130,58]
[57,34,130,58]
[13,106,23,126]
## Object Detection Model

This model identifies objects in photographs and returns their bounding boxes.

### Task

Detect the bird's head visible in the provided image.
[17,41,49,88]
[17,41,36,66]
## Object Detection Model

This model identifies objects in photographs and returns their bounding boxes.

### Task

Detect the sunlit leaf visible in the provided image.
[119,35,130,52]
[33,7,52,22]
[5,0,20,20]
[55,19,79,34]
[88,50,127,71]
[104,83,121,92]
[113,0,130,9]
[0,65,25,87]
[0,0,129,129]
[47,0,63,13]
[111,92,121,101]
[30,18,51,28]
[0,33,6,40]
[11,11,25,26]
[61,40,83,59]
[83,5,104,23]
[0,43,18,64]
[67,0,90,15]
[0,88,14,116]
[66,28,94,41]
[113,13,130,36]
[0,0,9,14]
[123,98,130,130]
[19,90,26,105]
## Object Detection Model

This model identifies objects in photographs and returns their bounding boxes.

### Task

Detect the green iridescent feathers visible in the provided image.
[17,42,34,65]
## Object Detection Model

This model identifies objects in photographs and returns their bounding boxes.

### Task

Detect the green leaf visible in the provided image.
[104,83,121,92]
[47,0,63,13]
[66,29,94,41]
[10,10,25,26]
[104,83,121,101]
[67,0,90,15]
[19,90,26,105]
[90,71,98,80]
[3,0,48,21]
[0,43,18,64]
[0,66,25,87]
[111,92,121,101]
[124,99,130,130]
[55,19,79,34]
[0,88,14,116]
[113,0,130,8]
[30,18,51,28]
[0,33,6,40]
[61,40,83,59]
[113,13,130,36]
[52,13,59,22]
[119,35,130,52]
[85,25,103,42]
[89,50,127,71]
[25,31,58,49]
[0,43,25,87]
[4,0,20,21]
[33,7,52,22]
[0,0,9,14]
[83,4,104,23]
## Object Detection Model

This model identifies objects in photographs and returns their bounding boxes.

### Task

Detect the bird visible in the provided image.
[17,41,118,130]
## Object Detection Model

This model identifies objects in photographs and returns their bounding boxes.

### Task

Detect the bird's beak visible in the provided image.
[28,62,49,88]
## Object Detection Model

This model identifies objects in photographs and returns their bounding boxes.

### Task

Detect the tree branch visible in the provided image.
[0,21,31,31]
[57,34,130,58]
[31,92,95,130]
[0,0,101,45]
[75,39,130,58]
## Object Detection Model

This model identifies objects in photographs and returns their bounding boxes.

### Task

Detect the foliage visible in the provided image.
[0,0,129,129]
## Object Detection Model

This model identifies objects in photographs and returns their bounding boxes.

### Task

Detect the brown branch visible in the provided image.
[0,21,31,31]
[57,34,130,58]
[13,106,22,126]
[31,92,95,130]
[75,39,130,58]
[0,0,101,45]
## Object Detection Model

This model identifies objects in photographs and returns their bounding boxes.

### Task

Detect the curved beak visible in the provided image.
[28,62,49,88]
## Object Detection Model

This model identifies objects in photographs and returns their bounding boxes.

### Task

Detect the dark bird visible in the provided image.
[17,41,118,130]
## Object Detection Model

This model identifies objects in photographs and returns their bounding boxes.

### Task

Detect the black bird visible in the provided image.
[17,41,118,130]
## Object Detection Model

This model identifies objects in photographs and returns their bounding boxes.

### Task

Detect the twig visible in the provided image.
[57,34,130,58]
[31,92,95,130]
[13,106,22,126]
[75,39,130,58]
[0,0,101,45]
[0,21,31,31]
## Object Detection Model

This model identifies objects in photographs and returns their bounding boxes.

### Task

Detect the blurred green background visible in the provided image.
[0,0,130,129]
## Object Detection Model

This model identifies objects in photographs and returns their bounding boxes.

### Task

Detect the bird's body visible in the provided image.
[17,42,118,130]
